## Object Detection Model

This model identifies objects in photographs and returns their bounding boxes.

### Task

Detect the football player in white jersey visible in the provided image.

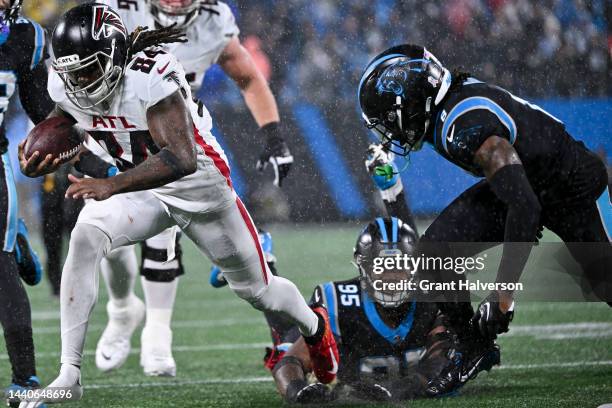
[90,0,294,377]
[17,4,338,406]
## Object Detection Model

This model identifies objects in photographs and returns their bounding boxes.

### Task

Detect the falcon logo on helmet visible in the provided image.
[91,5,127,40]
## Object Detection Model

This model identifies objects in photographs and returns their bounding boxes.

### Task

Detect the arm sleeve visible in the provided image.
[383,191,419,236]
[488,164,541,288]
[18,61,54,124]
[16,22,54,123]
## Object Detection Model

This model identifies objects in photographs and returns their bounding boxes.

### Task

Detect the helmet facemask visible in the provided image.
[353,218,418,309]
[355,249,413,308]
[53,40,124,112]
[149,0,199,28]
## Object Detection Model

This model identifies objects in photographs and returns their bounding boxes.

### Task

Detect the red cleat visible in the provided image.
[263,346,287,371]
[305,306,340,384]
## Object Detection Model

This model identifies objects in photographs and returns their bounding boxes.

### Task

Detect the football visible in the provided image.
[23,116,83,163]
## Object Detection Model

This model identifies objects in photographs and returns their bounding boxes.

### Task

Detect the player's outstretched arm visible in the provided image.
[66,90,197,200]
[273,338,333,404]
[219,37,279,128]
[219,38,293,186]
[473,135,541,336]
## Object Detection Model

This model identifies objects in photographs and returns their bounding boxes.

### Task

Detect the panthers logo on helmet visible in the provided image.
[376,61,411,97]
[91,5,127,40]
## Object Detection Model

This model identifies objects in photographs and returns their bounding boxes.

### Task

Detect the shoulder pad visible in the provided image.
[7,18,46,70]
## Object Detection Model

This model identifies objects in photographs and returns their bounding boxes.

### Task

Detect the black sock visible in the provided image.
[303,314,325,345]
[4,327,36,384]
[0,251,36,384]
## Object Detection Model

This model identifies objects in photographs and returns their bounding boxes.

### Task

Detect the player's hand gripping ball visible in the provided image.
[20,117,83,177]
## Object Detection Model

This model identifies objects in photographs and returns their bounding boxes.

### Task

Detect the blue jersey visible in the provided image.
[0,14,53,153]
[311,277,439,385]
[426,79,580,191]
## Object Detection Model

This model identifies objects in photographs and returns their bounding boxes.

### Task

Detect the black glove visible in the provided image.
[472,291,514,340]
[351,382,392,402]
[286,380,333,404]
[255,122,293,187]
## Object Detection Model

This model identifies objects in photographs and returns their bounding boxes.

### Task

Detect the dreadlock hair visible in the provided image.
[5,0,23,25]
[127,24,187,60]
[449,69,471,93]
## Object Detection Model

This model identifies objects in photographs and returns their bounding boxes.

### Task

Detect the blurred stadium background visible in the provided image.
[5,0,611,225]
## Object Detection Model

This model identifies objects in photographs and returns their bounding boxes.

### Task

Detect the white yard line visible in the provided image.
[0,343,270,360]
[7,321,612,360]
[82,361,612,390]
[29,320,612,338]
[31,317,263,334]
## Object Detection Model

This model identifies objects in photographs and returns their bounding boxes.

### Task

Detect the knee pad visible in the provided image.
[140,235,184,282]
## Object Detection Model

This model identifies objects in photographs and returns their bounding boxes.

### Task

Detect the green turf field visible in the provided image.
[2,224,611,407]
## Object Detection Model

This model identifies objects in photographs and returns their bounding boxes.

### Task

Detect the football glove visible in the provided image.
[365,144,403,201]
[255,122,293,187]
[472,291,514,340]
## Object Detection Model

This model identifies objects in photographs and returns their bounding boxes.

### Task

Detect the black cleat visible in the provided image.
[426,340,500,397]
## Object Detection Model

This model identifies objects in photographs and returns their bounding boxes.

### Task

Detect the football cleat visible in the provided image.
[140,323,176,377]
[304,306,340,384]
[5,376,47,408]
[95,296,145,372]
[425,340,500,397]
[15,219,43,286]
[263,342,292,371]
[18,365,82,407]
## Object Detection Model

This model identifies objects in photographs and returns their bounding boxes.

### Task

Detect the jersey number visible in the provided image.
[130,58,156,74]
[89,131,158,172]
[337,284,360,307]
[359,348,426,380]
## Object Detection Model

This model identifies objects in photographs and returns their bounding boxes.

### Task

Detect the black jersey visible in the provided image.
[0,15,53,153]
[426,78,585,198]
[312,277,439,384]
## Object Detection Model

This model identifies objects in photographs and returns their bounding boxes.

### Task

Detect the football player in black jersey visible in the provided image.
[358,43,611,396]
[271,217,458,403]
[0,0,53,404]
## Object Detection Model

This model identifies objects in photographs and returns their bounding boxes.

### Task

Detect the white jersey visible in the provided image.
[48,48,234,213]
[104,0,239,91]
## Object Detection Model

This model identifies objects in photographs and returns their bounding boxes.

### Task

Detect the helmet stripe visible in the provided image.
[375,217,389,244]
[391,217,398,249]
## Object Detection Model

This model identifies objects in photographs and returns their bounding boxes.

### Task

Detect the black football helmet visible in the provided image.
[353,217,418,308]
[358,44,452,156]
[148,0,200,28]
[51,3,129,111]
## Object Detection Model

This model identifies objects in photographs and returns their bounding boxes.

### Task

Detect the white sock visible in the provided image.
[101,246,139,309]
[256,276,319,337]
[141,277,178,327]
[60,224,109,367]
